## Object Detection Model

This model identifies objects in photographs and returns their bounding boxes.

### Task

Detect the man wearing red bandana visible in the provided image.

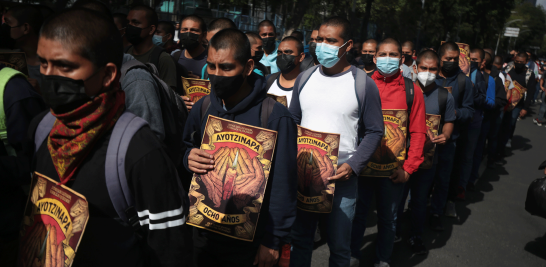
[29,8,187,267]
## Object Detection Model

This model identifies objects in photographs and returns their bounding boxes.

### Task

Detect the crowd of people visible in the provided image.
[0,1,542,267]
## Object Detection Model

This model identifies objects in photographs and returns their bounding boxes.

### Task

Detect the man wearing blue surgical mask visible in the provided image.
[289,16,384,267]
[351,38,426,267]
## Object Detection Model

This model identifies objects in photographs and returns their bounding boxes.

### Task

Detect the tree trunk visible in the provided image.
[360,0,374,41]
[282,0,311,38]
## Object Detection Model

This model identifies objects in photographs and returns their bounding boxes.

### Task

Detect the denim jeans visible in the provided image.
[456,124,482,191]
[290,175,358,267]
[350,176,405,263]
[397,164,437,237]
[430,140,457,215]
[469,114,493,185]
[538,93,546,121]
[487,111,504,158]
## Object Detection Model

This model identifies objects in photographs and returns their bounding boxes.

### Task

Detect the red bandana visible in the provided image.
[47,89,125,185]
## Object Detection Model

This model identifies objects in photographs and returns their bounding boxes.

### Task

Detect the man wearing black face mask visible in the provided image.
[176,15,208,79]
[359,38,378,77]
[30,8,187,266]
[430,41,474,230]
[264,36,305,107]
[300,25,320,72]
[183,28,297,267]
[259,20,280,73]
[402,41,416,81]
[246,32,270,77]
[126,5,178,91]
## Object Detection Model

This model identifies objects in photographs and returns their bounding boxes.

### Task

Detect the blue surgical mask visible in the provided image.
[316,41,348,68]
[376,56,401,77]
[152,35,165,47]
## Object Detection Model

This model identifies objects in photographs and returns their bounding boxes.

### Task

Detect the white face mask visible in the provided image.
[417,71,436,88]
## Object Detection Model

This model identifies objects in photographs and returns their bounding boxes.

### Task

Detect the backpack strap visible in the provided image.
[120,59,148,81]
[171,50,182,62]
[438,86,449,124]
[483,71,490,84]
[353,68,368,118]
[297,65,320,94]
[404,77,414,115]
[150,46,165,69]
[457,72,466,104]
[265,72,281,91]
[124,45,132,54]
[34,112,56,153]
[261,97,276,128]
[200,95,211,123]
[105,111,148,230]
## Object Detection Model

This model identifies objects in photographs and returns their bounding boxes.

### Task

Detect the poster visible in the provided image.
[509,80,527,109]
[360,110,408,177]
[441,41,470,77]
[267,93,288,107]
[296,126,339,213]
[420,114,441,170]
[0,52,29,76]
[18,172,89,267]
[182,77,210,103]
[187,115,277,241]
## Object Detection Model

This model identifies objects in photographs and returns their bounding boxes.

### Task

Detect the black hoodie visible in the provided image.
[183,72,298,250]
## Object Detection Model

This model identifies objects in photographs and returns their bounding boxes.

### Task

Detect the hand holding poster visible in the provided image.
[361,110,408,177]
[182,77,211,103]
[187,116,277,241]
[18,173,89,267]
[0,52,29,75]
[267,93,288,107]
[421,114,441,169]
[296,126,340,213]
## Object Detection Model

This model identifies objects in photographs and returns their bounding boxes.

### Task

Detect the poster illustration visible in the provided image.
[0,52,29,76]
[182,77,211,103]
[361,110,408,177]
[187,115,278,241]
[441,41,470,77]
[267,93,288,107]
[421,114,441,170]
[18,172,89,267]
[508,80,527,109]
[296,126,340,213]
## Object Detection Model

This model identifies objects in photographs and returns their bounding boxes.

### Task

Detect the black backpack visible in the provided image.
[125,46,189,96]
[120,60,189,169]
[442,72,467,107]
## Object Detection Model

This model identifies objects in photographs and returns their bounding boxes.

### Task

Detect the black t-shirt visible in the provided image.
[29,111,186,267]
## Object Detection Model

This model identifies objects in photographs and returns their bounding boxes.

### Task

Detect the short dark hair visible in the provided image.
[245,32,261,45]
[130,5,158,28]
[36,5,55,20]
[377,37,402,54]
[363,38,377,46]
[72,0,111,19]
[484,48,494,57]
[112,13,128,28]
[158,21,175,37]
[208,17,236,32]
[290,30,304,42]
[313,24,321,31]
[7,5,44,35]
[258,20,276,33]
[439,41,459,58]
[484,51,493,69]
[321,16,351,42]
[182,15,207,32]
[210,28,251,66]
[402,40,414,51]
[40,8,123,70]
[516,51,529,60]
[493,55,504,66]
[470,47,485,60]
[416,50,440,68]
[281,36,304,54]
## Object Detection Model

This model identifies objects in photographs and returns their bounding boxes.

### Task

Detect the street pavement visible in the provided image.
[311,103,546,266]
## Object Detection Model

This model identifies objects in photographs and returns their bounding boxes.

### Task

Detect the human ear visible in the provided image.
[102,63,118,88]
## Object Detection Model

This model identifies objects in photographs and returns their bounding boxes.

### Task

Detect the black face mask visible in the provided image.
[41,75,95,113]
[470,61,479,70]
[359,54,374,66]
[442,61,459,76]
[262,37,276,52]
[126,24,145,46]
[346,50,356,63]
[309,42,317,61]
[277,54,297,74]
[179,32,200,50]
[210,73,246,99]
[253,50,264,62]
[404,54,413,65]
[515,63,526,72]
[0,23,16,49]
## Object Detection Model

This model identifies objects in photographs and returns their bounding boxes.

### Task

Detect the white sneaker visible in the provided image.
[350,257,360,267]
[374,262,390,267]
[445,201,457,218]
[534,118,538,124]
[506,139,512,148]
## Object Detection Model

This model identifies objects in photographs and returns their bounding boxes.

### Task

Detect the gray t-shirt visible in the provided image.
[422,85,456,122]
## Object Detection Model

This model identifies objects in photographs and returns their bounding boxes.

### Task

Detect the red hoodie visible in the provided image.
[372,71,426,175]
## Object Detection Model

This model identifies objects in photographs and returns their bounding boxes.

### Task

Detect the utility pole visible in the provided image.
[415,0,425,50]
